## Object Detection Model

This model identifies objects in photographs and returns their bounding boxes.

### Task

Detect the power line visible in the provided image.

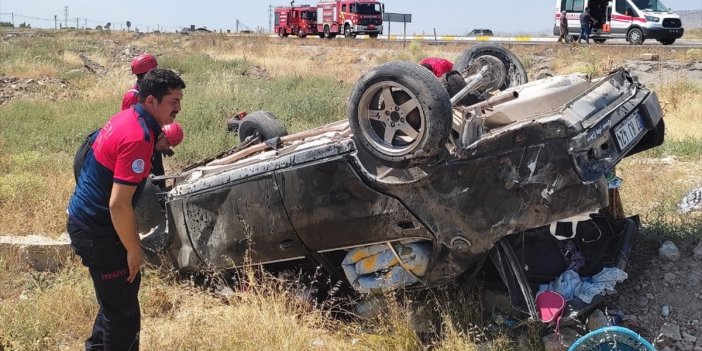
[0,10,216,33]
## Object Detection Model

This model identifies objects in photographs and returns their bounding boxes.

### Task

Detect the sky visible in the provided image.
[0,0,698,35]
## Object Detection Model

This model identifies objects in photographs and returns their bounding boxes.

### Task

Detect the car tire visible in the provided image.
[348,61,452,167]
[369,33,379,39]
[454,43,528,91]
[238,111,288,143]
[324,26,333,39]
[593,38,606,43]
[627,28,644,45]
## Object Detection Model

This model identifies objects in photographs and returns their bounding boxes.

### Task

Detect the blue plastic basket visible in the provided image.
[568,326,655,351]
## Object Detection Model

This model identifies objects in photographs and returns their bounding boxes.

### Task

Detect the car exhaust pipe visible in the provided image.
[459,90,520,148]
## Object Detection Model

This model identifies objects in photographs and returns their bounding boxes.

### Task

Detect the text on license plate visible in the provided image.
[614,112,645,150]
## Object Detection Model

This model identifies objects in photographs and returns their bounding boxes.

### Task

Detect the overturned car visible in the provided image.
[139,44,665,321]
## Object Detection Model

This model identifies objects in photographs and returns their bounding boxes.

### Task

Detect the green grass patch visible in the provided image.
[639,138,702,159]
[0,99,115,154]
[159,54,252,83]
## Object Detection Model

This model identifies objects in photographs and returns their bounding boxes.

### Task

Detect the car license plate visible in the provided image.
[614,112,645,150]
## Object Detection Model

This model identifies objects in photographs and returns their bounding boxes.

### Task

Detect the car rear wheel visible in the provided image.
[348,61,452,167]
[454,43,528,91]
[627,28,644,45]
[238,111,288,143]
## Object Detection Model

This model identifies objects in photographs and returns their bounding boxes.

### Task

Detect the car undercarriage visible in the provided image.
[136,44,665,323]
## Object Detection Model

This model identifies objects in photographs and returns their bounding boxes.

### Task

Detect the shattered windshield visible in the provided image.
[632,0,670,12]
[351,3,382,14]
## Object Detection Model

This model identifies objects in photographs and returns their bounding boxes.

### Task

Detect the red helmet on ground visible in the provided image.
[162,122,184,147]
[131,53,158,75]
[419,57,454,78]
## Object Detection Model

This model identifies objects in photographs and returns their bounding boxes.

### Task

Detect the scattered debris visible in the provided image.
[659,241,681,262]
[0,76,69,105]
[78,53,107,75]
[679,187,702,214]
[640,53,660,61]
[586,309,610,331]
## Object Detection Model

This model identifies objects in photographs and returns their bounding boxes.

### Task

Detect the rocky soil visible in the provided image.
[604,237,702,351]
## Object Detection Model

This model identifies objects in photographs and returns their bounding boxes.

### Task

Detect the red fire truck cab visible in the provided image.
[316,0,384,39]
[274,4,319,38]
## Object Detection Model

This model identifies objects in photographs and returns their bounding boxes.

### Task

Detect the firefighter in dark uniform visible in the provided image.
[67,69,185,351]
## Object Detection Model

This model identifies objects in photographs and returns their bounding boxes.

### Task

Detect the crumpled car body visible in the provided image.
[142,59,664,319]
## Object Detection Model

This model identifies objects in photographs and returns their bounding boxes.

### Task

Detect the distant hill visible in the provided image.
[679,10,702,28]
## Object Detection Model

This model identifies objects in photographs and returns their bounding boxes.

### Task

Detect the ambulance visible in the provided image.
[554,0,684,45]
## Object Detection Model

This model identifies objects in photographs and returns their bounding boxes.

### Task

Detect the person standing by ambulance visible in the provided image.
[578,7,595,44]
[558,10,570,43]
[67,69,185,351]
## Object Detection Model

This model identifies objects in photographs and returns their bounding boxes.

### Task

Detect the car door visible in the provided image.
[276,156,432,253]
[180,174,308,268]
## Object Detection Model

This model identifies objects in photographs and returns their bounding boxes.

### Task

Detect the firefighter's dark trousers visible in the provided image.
[68,219,141,351]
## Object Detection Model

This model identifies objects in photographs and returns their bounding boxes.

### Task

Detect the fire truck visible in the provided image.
[274,4,320,38]
[316,0,384,39]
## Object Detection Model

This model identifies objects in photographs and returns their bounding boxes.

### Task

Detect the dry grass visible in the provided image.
[0,153,76,234]
[685,28,702,39]
[656,79,702,141]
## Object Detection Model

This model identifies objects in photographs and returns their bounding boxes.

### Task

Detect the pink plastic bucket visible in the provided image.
[535,290,565,323]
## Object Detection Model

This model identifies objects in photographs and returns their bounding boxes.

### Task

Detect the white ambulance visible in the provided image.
[554,0,684,45]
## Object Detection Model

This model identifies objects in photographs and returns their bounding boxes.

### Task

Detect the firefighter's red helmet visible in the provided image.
[419,57,454,78]
[162,122,184,147]
[131,53,158,75]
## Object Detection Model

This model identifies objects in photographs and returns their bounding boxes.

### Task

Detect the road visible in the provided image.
[319,34,702,48]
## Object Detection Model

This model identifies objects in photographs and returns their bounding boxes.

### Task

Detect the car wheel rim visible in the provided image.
[631,31,641,43]
[357,81,425,157]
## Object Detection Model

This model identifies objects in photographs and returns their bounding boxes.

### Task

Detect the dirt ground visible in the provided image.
[607,234,702,350]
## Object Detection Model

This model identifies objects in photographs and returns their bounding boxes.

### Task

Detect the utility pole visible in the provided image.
[75,17,79,29]
[64,6,69,28]
[236,19,239,33]
[84,18,87,29]
[54,15,58,29]
[11,12,14,27]
[269,5,273,33]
